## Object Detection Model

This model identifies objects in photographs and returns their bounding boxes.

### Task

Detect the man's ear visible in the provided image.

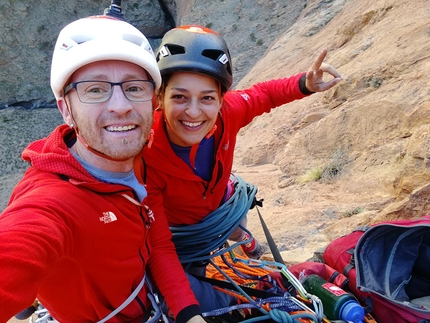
[57,97,73,126]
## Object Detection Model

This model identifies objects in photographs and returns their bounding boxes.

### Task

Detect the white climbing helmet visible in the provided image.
[50,15,161,100]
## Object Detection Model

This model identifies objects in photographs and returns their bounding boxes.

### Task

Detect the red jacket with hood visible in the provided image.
[0,125,199,323]
[142,74,309,226]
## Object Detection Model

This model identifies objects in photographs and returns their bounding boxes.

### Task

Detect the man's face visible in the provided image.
[60,60,154,167]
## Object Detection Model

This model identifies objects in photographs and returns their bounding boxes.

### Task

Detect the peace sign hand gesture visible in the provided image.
[305,48,342,93]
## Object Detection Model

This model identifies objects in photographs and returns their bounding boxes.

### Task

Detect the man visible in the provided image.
[0,15,206,323]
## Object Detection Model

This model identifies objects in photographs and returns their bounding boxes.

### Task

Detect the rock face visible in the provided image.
[180,0,305,87]
[1,0,430,267]
[231,0,430,262]
[0,0,298,109]
[0,0,174,109]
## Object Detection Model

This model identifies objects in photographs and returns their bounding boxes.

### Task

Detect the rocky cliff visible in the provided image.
[232,0,430,262]
[0,0,174,109]
[0,0,297,108]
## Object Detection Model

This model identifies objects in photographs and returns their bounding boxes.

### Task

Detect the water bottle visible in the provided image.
[302,274,365,323]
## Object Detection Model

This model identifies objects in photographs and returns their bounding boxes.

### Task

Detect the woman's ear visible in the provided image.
[218,93,224,112]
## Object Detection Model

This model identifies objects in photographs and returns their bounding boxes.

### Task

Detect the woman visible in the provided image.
[141,25,342,272]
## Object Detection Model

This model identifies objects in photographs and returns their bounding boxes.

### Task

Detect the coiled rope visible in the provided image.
[170,174,258,264]
[169,174,323,322]
[202,256,320,323]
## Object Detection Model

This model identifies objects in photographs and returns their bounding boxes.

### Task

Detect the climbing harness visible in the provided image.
[96,274,147,323]
[169,173,325,322]
[29,303,58,323]
[21,274,168,323]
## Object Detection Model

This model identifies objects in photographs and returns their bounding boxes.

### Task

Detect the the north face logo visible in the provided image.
[100,211,117,224]
[222,140,229,151]
[241,93,250,101]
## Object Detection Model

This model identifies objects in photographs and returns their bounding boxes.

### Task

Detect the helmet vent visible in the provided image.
[202,49,225,63]
[123,34,145,46]
[166,44,186,55]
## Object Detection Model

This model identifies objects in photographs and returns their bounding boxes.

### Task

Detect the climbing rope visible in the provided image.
[201,252,322,323]
[206,252,273,284]
[170,174,258,264]
[170,174,324,322]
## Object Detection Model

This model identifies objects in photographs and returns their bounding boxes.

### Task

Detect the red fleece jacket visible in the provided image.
[142,74,309,226]
[0,125,199,322]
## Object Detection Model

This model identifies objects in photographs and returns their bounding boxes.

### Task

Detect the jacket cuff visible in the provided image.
[175,304,202,323]
[299,73,315,95]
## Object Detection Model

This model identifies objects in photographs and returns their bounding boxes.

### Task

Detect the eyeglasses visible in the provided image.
[64,80,155,103]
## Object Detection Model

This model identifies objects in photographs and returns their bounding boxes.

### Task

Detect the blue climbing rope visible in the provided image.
[170,174,258,264]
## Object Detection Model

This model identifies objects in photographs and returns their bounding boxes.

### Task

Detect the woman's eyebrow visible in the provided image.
[170,87,217,94]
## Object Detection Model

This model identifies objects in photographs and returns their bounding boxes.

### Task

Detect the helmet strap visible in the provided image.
[189,124,217,169]
[205,124,217,139]
[162,110,218,169]
[146,129,154,148]
[64,99,135,162]
[189,143,199,170]
[74,132,130,162]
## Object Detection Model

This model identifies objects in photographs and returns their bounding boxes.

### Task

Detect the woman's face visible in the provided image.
[160,71,222,147]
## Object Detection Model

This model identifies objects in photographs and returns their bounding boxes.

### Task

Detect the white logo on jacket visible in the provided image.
[223,141,229,151]
[100,211,117,223]
[241,93,250,100]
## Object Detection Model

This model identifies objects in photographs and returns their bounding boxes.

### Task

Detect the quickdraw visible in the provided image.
[197,245,325,323]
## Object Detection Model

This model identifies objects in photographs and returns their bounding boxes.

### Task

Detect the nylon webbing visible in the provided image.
[96,274,146,323]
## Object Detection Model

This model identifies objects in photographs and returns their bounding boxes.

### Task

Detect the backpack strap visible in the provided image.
[343,248,356,277]
[342,226,371,278]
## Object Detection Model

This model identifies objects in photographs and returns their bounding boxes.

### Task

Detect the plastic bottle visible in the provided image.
[302,274,365,323]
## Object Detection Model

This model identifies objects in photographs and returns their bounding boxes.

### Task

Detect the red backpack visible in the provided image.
[322,215,430,323]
